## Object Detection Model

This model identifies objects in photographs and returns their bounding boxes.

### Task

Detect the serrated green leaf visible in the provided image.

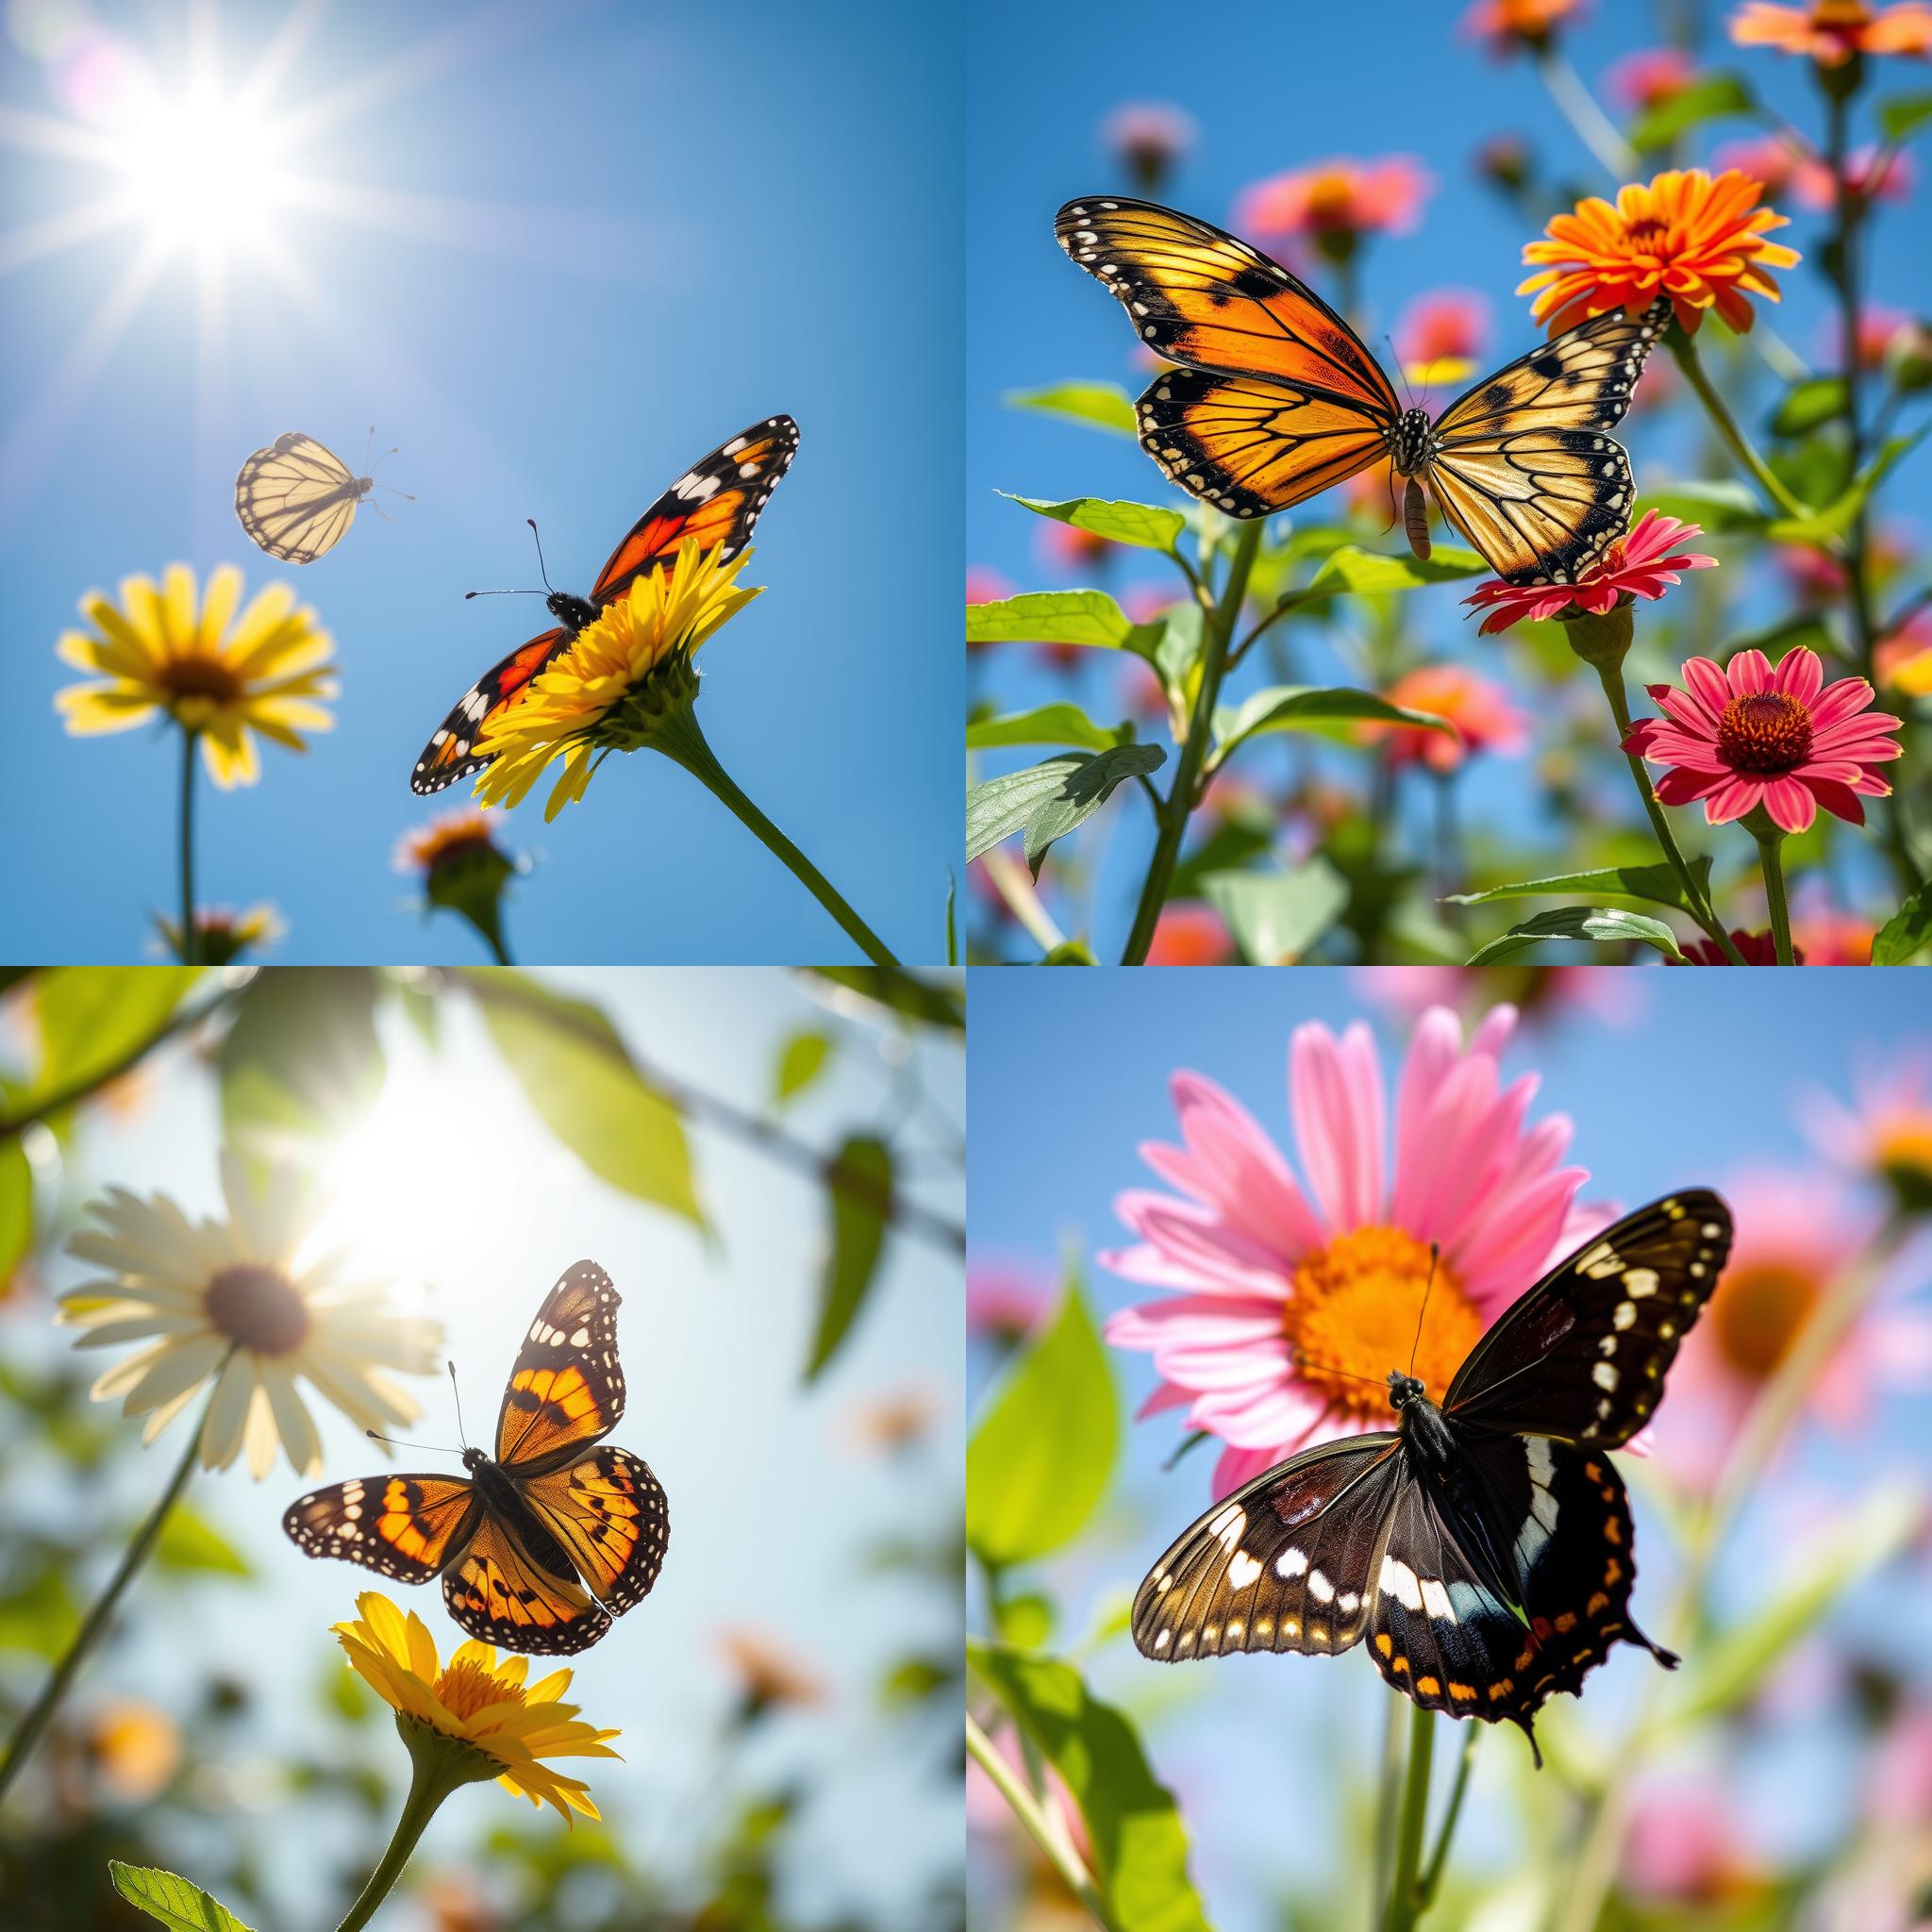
[108,1863,258,1932]
[1004,381,1139,437]
[1002,492,1188,554]
[1466,906,1687,964]
[967,1277,1117,1568]
[805,1136,892,1381]
[772,1029,833,1107]
[1307,542,1488,594]
[967,747,1166,871]
[1447,857,1711,914]
[968,1642,1210,1932]
[1879,92,1932,142]
[1770,375,1850,438]
[1629,71,1756,150]
[965,590,1157,652]
[1200,859,1347,963]
[1212,683,1458,757]
[966,704,1129,752]
[1873,879,1932,965]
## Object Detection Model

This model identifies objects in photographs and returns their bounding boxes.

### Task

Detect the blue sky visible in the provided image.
[965,0,1932,956]
[7,967,964,1924]
[968,967,1932,1929]
[3,1,959,965]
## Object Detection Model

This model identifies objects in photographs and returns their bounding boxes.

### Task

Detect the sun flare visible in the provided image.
[110,88,289,254]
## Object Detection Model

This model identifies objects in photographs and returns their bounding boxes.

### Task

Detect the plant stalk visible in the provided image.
[1753,824,1795,965]
[331,1729,496,1932]
[177,728,200,967]
[966,1712,1122,1932]
[1668,333,1812,525]
[1381,1701,1436,1932]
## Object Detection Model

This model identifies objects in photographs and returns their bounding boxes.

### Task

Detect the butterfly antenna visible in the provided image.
[1386,333,1416,413]
[1407,1244,1440,1376]
[526,518,556,595]
[1289,1351,1390,1392]
[363,1430,461,1457]
[362,424,375,473]
[448,1360,470,1451]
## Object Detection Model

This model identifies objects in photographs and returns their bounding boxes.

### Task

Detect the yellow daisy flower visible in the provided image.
[59,1152,441,1477]
[56,562,336,788]
[152,902,285,965]
[473,539,762,821]
[335,1593,621,1822]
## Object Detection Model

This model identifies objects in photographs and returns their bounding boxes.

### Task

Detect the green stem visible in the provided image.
[1381,1701,1436,1932]
[1594,665,1747,963]
[966,1712,1122,1932]
[649,707,900,966]
[1536,46,1637,178]
[1121,520,1261,964]
[1753,824,1795,965]
[331,1728,494,1932]
[1370,1688,1407,1928]
[177,728,200,967]
[1416,1724,1477,1910]
[1668,333,1812,525]
[0,1420,200,1802]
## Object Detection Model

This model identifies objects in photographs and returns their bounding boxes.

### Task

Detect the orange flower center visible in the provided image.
[1876,1119,1932,1180]
[437,1658,521,1721]
[204,1263,309,1356]
[1304,174,1358,228]
[1711,1263,1818,1380]
[1283,1226,1484,1419]
[158,654,243,705]
[1812,3,1874,28]
[1717,691,1813,774]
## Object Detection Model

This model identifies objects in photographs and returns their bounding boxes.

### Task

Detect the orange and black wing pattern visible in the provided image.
[442,1513,611,1655]
[591,414,799,606]
[410,626,568,796]
[283,1473,480,1584]
[1057,198,1400,519]
[521,1443,669,1617]
[495,1260,625,1475]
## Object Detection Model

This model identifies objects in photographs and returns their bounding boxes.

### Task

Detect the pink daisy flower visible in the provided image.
[1622,645,1903,834]
[1101,1005,1610,1499]
[1234,157,1432,252]
[1606,46,1700,109]
[1101,102,1196,194]
[1464,508,1717,634]
[1394,289,1491,387]
[1805,1052,1932,1211]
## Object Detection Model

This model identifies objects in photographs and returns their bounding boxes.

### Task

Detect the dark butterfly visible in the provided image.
[410,415,798,794]
[1131,1191,1733,1761]
[284,1261,667,1655]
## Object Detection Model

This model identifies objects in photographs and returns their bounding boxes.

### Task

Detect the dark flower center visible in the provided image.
[1716,691,1812,774]
[160,655,243,705]
[1712,1265,1817,1381]
[204,1263,309,1356]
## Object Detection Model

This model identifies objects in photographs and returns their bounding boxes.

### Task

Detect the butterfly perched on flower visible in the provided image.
[1131,1192,1733,1761]
[410,415,798,794]
[283,1262,666,1656]
[1057,197,1666,588]
[235,431,407,564]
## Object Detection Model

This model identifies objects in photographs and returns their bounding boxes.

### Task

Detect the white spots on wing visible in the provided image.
[1379,1555,1423,1610]
[1208,1504,1245,1554]
[1226,1551,1263,1591]
[1575,1241,1624,1280]
[1613,1302,1637,1331]
[1307,1568,1335,1604]
[1154,1572,1173,1594]
[1154,1628,1171,1652]
[1624,1269,1659,1298]
[1337,1591,1360,1615]
[1420,1578,1456,1623]
[1593,1361,1620,1391]
[1524,1435,1555,1490]
[1275,1547,1308,1579]
[674,470,721,504]
[568,1325,591,1348]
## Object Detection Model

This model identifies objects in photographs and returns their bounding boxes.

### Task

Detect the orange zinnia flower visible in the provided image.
[1463,0,1586,53]
[1519,169,1800,335]
[1729,1,1932,65]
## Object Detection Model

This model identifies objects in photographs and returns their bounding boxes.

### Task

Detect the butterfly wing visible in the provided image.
[1132,1435,1405,1662]
[282,1474,480,1584]
[1445,1191,1733,1447]
[495,1260,625,1475]
[409,627,568,795]
[442,1513,611,1655]
[590,415,799,607]
[518,1443,669,1616]
[235,433,366,563]
[1423,302,1669,586]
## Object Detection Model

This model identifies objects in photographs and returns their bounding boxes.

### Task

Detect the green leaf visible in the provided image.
[1042,940,1098,964]
[0,1141,28,1289]
[805,1136,893,1381]
[802,969,965,1032]
[1628,71,1756,150]
[1466,906,1687,965]
[1768,426,1929,542]
[155,1506,252,1577]
[465,972,704,1230]
[1003,381,1139,438]
[1212,683,1458,758]
[966,704,1129,752]
[968,1642,1210,1932]
[991,1590,1056,1650]
[1641,479,1770,533]
[1879,91,1932,143]
[28,968,197,1111]
[772,1029,833,1107]
[1447,857,1712,915]
[1002,492,1188,554]
[967,1276,1118,1568]
[965,590,1156,653]
[1306,542,1488,594]
[1170,820,1275,900]
[108,1863,258,1932]
[966,747,1166,872]
[945,872,958,969]
[1771,375,1850,438]
[1200,860,1348,963]
[1873,879,1932,965]
[218,969,384,1161]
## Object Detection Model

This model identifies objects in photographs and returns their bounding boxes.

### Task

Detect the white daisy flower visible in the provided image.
[58,1152,442,1478]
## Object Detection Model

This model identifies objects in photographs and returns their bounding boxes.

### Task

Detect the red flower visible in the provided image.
[1730,1,1932,65]
[1394,289,1491,387]
[1463,0,1587,54]
[1036,522,1115,574]
[1144,903,1236,965]
[1463,509,1717,634]
[1675,929,1796,964]
[1607,46,1701,108]
[1623,645,1904,834]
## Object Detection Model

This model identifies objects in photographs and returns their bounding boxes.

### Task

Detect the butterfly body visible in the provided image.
[284,1261,668,1655]
[1130,1193,1733,1760]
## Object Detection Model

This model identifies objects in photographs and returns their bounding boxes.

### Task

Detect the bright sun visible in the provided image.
[112,90,289,253]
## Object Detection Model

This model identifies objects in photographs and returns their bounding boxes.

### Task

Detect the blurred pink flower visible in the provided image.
[1234,157,1431,258]
[1623,645,1902,835]
[1144,903,1235,965]
[1790,886,1878,964]
[1102,1005,1608,1498]
[1103,102,1195,193]
[1828,299,1914,371]
[1624,1780,1762,1903]
[1778,525,1907,605]
[1117,656,1169,725]
[966,1257,1056,1345]
[966,566,1011,658]
[1869,1696,1932,1828]
[1394,290,1491,386]
[1607,45,1700,108]
[1806,1055,1932,1211]
[1793,144,1916,208]
[1362,663,1526,774]
[1714,132,1803,197]
[1465,509,1717,635]
[1349,966,1643,1030]
[1036,521,1116,575]
[1463,0,1587,55]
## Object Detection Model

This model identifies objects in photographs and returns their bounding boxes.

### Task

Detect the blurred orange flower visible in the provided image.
[1036,521,1116,575]
[394,807,505,877]
[1234,156,1431,259]
[1361,664,1526,774]
[87,1699,181,1803]
[1730,0,1932,64]
[717,1627,827,1719]
[1144,903,1235,964]
[1463,0,1586,54]
[1520,169,1800,334]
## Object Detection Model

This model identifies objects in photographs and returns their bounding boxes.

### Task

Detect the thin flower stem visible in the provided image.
[650,709,901,966]
[1370,1687,1407,1927]
[1536,47,1637,179]
[1380,1701,1436,1932]
[331,1736,485,1932]
[1668,334,1812,525]
[1593,665,1748,963]
[0,1420,201,1802]
[965,1712,1123,1932]
[1753,824,1795,965]
[1416,1724,1477,1910]
[177,728,200,967]
[1121,519,1261,964]
[980,846,1069,957]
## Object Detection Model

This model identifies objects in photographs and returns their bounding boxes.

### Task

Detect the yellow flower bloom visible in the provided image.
[393,807,505,876]
[56,563,336,788]
[153,902,285,965]
[474,540,762,821]
[335,1593,621,1822]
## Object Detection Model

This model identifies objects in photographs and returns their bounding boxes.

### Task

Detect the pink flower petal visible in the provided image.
[1290,1020,1385,1232]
